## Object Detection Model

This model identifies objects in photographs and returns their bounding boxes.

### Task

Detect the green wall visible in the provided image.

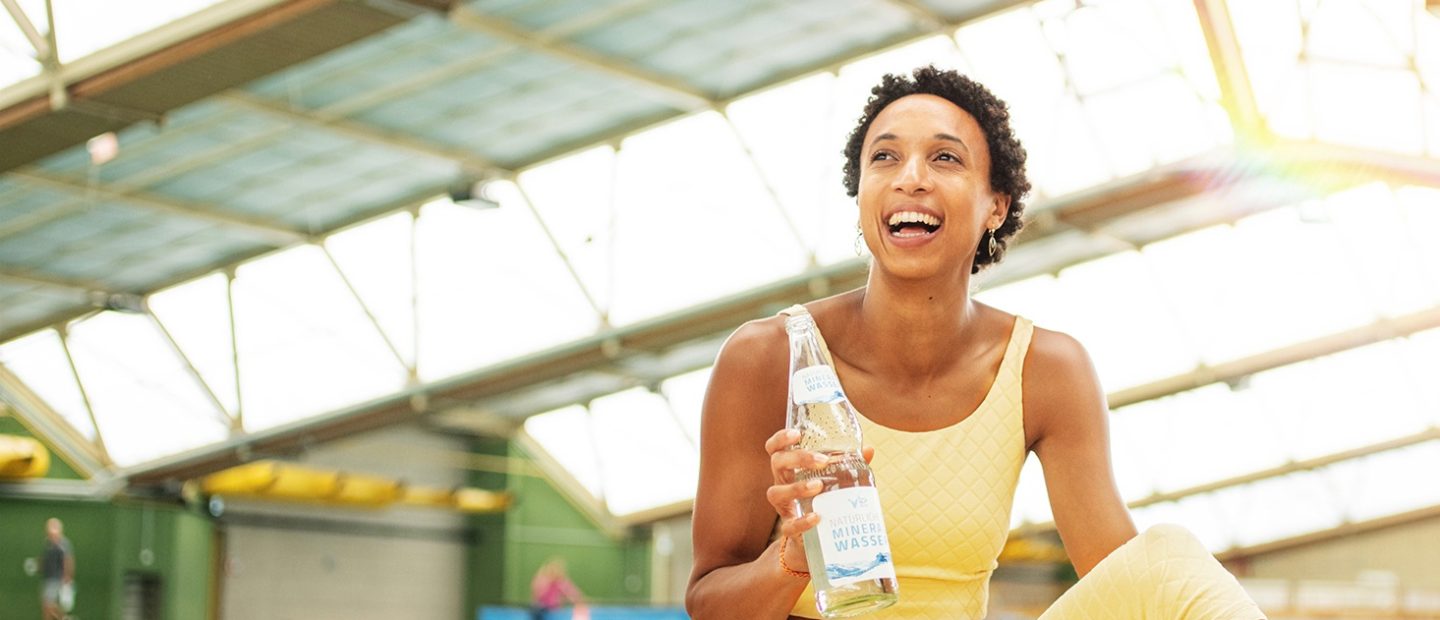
[468,438,652,614]
[2,408,215,618]
[0,499,215,620]
[0,413,83,480]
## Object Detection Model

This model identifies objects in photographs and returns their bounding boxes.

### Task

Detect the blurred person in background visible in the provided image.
[530,557,584,620]
[40,518,74,620]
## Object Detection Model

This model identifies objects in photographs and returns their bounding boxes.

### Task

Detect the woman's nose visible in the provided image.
[893,156,931,193]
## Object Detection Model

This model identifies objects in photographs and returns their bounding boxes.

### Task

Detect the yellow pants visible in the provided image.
[1038,524,1267,620]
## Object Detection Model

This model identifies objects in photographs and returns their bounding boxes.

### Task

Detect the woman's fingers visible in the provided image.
[780,512,821,538]
[763,428,801,455]
[764,428,827,538]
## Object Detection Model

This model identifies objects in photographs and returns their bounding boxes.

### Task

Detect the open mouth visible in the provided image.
[887,210,942,238]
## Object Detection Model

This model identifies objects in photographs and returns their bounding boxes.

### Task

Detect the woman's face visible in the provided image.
[856,94,1008,282]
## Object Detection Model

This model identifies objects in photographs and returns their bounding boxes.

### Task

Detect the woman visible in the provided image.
[685,67,1263,619]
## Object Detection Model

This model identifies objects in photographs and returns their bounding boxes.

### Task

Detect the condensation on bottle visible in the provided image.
[784,310,898,619]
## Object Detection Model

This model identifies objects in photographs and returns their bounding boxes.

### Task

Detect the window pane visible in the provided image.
[233,245,405,430]
[66,312,227,465]
[0,329,94,439]
[149,273,238,414]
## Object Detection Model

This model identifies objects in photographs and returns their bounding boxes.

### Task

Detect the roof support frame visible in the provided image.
[447,5,715,112]
[1,0,49,59]
[0,362,108,477]
[1193,0,1265,138]
[145,308,238,432]
[0,266,106,296]
[318,242,413,376]
[718,110,815,267]
[511,181,610,328]
[54,323,110,464]
[6,170,308,244]
[218,92,508,175]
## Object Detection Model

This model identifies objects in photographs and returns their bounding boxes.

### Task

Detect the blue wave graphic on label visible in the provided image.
[793,366,844,404]
[825,553,893,580]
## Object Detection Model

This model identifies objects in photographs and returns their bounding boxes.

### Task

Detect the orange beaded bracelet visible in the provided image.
[779,536,810,578]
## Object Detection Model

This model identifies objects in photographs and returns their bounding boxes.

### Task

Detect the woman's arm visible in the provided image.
[685,318,824,620]
[1024,328,1137,577]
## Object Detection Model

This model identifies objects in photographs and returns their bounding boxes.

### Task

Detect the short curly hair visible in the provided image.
[843,65,1030,274]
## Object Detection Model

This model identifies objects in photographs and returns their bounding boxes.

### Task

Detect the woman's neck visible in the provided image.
[850,269,986,379]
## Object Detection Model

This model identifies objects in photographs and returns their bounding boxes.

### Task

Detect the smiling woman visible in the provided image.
[684,66,1265,620]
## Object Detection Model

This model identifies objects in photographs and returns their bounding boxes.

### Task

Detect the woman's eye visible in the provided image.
[870,152,892,161]
[936,152,959,162]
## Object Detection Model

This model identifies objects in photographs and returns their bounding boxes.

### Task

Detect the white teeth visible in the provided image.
[887,211,941,227]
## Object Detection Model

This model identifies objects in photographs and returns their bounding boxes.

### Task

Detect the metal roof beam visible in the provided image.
[513,0,1031,171]
[878,0,948,29]
[1,0,49,59]
[1193,0,1265,137]
[1112,306,1440,410]
[5,170,309,244]
[448,5,715,111]
[0,267,106,296]
[0,364,109,478]
[218,92,508,174]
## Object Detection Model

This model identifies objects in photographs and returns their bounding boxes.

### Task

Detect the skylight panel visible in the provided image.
[1342,442,1440,522]
[0,329,94,439]
[659,366,711,446]
[50,0,225,63]
[1212,471,1342,549]
[1248,341,1425,462]
[148,275,239,415]
[608,111,808,325]
[588,387,698,516]
[414,195,598,381]
[0,15,41,89]
[64,311,227,465]
[726,73,841,264]
[517,146,619,316]
[957,0,1228,198]
[1323,184,1440,317]
[1401,328,1440,425]
[1053,250,1198,391]
[322,212,417,369]
[231,244,405,430]
[1229,0,1437,153]
[522,405,602,498]
[974,274,1069,335]
[1309,64,1423,154]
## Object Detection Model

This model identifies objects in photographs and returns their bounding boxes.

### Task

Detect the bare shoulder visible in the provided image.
[1021,325,1107,448]
[704,315,791,434]
[1025,325,1096,377]
[714,315,788,382]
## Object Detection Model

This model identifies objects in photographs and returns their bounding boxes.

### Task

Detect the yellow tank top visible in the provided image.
[790,316,1033,620]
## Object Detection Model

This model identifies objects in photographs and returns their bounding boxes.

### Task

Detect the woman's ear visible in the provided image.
[988,194,1011,230]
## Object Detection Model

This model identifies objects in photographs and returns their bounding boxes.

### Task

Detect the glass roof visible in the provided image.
[1,0,1437,556]
[0,0,225,90]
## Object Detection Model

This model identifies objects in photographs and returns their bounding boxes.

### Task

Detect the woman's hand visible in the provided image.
[764,429,876,569]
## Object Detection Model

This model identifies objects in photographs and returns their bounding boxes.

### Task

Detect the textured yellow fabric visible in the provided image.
[1038,524,1267,620]
[789,316,1033,620]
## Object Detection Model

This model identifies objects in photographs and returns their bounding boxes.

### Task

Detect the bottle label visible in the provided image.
[811,486,895,587]
[793,366,844,404]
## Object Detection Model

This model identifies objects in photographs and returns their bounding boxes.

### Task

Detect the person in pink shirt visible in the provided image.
[530,558,583,620]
